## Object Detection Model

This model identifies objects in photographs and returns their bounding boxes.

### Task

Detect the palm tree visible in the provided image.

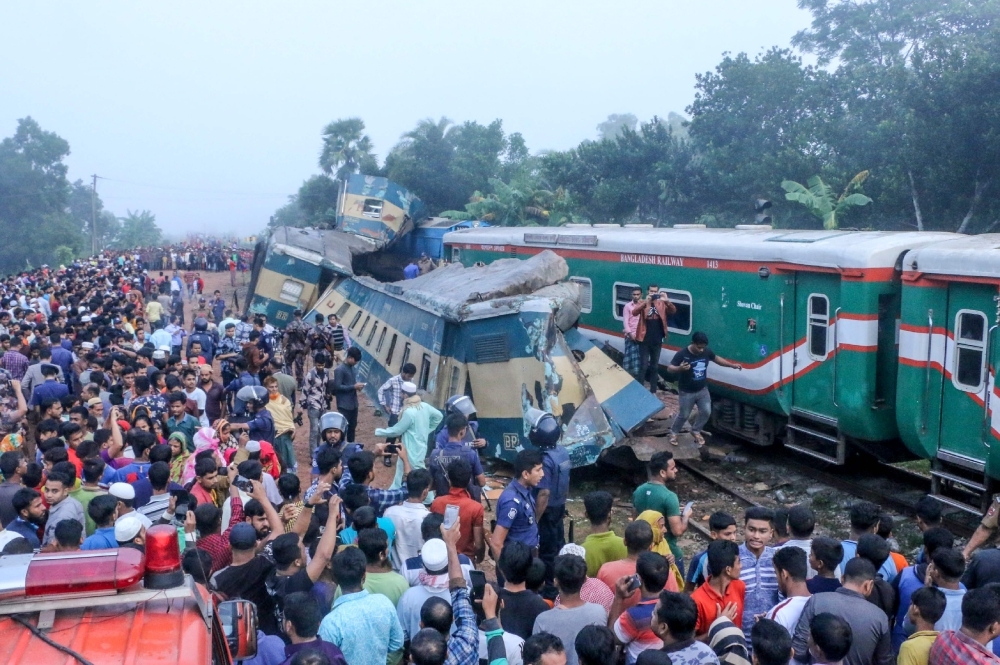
[319,118,377,179]
[781,171,873,229]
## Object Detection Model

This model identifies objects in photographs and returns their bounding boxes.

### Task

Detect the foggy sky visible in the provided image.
[0,1,811,236]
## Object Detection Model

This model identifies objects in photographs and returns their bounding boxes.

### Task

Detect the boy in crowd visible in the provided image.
[807,537,844,594]
[898,586,945,665]
[691,540,745,638]
[582,491,626,577]
[686,511,737,590]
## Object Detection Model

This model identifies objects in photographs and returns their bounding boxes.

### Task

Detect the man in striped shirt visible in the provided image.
[739,506,778,649]
[326,313,351,363]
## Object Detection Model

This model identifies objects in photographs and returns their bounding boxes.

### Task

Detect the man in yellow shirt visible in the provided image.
[263,376,296,473]
[898,586,944,665]
[145,298,164,330]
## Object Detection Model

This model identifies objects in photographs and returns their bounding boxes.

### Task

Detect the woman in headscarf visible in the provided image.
[167,431,190,484]
[180,426,225,485]
[213,418,239,458]
[638,509,686,592]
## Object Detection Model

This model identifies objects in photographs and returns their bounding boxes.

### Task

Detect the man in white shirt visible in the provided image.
[779,505,820,579]
[384,469,431,570]
[181,368,209,427]
[765,545,811,635]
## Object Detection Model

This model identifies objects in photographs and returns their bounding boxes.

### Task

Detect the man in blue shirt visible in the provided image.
[8,487,46,549]
[492,448,544,569]
[530,410,571,584]
[48,333,74,383]
[841,501,897,582]
[81,495,119,550]
[428,413,486,500]
[29,364,68,409]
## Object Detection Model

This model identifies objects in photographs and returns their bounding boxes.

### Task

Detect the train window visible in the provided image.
[419,354,432,390]
[386,334,398,365]
[376,327,387,354]
[450,366,461,395]
[452,247,461,263]
[358,315,371,339]
[279,279,303,304]
[400,342,411,370]
[362,199,383,219]
[954,310,987,392]
[663,289,692,335]
[570,277,592,313]
[367,321,379,345]
[335,302,351,319]
[349,310,363,330]
[613,282,641,320]
[807,294,830,360]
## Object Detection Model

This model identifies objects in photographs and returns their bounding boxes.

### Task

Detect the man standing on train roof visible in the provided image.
[528,408,571,585]
[666,331,742,447]
[628,285,676,395]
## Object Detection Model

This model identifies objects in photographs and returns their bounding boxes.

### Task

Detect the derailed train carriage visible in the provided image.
[304,251,664,465]
[443,225,1000,511]
[246,175,427,323]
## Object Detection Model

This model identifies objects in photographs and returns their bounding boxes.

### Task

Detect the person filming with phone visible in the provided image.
[375,380,443,490]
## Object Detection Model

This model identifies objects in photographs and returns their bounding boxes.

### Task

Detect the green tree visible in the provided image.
[0,117,85,271]
[115,209,162,248]
[319,118,378,179]
[782,171,873,229]
[596,113,638,141]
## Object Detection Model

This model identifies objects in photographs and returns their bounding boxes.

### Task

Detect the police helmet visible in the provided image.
[194,317,208,332]
[526,407,561,448]
[445,395,477,419]
[314,351,331,366]
[320,411,348,435]
[236,385,269,407]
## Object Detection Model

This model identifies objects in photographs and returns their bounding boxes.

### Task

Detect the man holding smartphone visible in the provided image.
[628,285,676,395]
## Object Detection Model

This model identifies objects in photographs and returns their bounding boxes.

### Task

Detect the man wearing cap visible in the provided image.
[109,482,154,531]
[115,514,146,552]
[374,380,442,490]
[396,536,456,642]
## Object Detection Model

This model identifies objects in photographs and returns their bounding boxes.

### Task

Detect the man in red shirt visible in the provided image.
[690,539,745,638]
[430,458,484,561]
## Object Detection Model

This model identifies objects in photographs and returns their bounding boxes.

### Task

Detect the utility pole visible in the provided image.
[90,174,98,256]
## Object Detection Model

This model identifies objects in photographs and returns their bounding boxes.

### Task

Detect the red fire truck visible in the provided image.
[0,525,258,664]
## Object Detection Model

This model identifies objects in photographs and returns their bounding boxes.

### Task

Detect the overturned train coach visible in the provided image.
[305,250,664,466]
[444,225,1000,512]
[247,175,427,324]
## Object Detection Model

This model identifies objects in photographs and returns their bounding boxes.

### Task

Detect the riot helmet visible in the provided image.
[194,317,208,332]
[236,385,269,409]
[445,395,477,419]
[526,407,561,448]
[320,411,348,442]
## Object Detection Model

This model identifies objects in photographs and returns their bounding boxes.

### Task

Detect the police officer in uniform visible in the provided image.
[432,395,488,450]
[282,309,311,386]
[528,408,571,583]
[964,495,1000,559]
[312,411,363,477]
[187,317,216,364]
[491,447,545,585]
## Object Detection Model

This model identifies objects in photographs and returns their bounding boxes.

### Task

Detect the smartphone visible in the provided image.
[384,443,400,455]
[217,465,228,476]
[469,570,487,601]
[443,504,460,530]
[626,574,642,593]
[490,519,497,532]
[170,488,190,504]
[684,501,694,513]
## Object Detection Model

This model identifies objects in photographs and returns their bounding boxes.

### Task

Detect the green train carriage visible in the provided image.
[898,235,1000,512]
[445,225,953,465]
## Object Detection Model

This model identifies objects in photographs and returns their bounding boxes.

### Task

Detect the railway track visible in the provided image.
[676,447,977,540]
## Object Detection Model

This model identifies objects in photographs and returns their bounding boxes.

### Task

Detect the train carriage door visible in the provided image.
[791,273,841,421]
[940,284,996,459]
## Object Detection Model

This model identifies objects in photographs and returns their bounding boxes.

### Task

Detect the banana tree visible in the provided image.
[781,171,873,229]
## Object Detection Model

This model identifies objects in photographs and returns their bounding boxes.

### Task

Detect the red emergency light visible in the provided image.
[21,548,145,598]
[0,527,185,600]
[144,524,184,589]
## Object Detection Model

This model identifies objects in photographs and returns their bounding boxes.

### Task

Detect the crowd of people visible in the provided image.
[4,250,1000,665]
